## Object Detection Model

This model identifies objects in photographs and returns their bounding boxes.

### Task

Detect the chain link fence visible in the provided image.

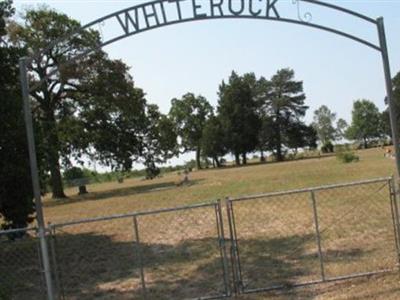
[49,201,230,300]
[1,177,399,299]
[227,177,400,294]
[0,227,46,300]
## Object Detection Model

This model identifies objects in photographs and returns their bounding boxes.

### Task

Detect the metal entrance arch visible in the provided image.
[18,1,398,299]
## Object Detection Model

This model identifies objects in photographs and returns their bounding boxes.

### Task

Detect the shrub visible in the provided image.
[336,150,359,163]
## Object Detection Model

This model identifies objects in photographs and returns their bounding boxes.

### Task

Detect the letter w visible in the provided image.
[116,9,140,34]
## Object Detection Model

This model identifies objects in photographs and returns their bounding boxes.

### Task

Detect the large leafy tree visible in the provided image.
[217,71,261,165]
[260,68,308,161]
[169,93,213,169]
[0,0,36,229]
[346,99,382,148]
[8,8,101,198]
[78,57,148,172]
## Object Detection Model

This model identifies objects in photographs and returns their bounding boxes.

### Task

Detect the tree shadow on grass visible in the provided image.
[51,232,226,300]
[1,231,374,300]
[0,236,46,300]
[45,179,204,207]
[52,232,333,299]
[234,235,376,292]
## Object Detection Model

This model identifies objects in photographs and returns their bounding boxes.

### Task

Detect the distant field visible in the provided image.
[30,148,400,298]
[44,148,396,223]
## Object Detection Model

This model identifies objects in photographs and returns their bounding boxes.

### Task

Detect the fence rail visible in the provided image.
[1,177,399,299]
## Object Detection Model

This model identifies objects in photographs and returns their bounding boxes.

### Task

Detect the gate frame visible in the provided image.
[17,1,399,298]
[47,201,231,300]
[226,177,400,295]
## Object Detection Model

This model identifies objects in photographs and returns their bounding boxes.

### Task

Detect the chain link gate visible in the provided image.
[48,201,231,300]
[227,177,400,295]
[2,177,400,299]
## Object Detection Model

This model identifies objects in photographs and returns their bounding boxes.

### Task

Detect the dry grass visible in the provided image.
[2,148,400,299]
[43,148,396,224]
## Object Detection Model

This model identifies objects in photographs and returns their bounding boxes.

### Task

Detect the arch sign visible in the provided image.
[18,1,399,299]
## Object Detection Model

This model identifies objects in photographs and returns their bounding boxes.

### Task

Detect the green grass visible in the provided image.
[3,148,400,299]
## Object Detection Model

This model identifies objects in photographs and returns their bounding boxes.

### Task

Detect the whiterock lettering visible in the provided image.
[115,0,281,35]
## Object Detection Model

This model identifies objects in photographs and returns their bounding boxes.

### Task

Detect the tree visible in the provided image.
[8,8,101,198]
[169,93,213,169]
[286,122,317,154]
[346,99,382,148]
[382,72,400,140]
[78,57,148,172]
[242,73,270,161]
[217,71,261,165]
[336,118,348,140]
[142,104,177,179]
[260,68,308,161]
[312,105,337,146]
[0,0,13,42]
[0,1,35,229]
[201,116,226,167]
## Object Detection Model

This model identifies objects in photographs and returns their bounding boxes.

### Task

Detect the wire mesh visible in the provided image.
[0,227,45,300]
[315,179,399,279]
[133,202,229,300]
[228,191,322,292]
[50,202,229,300]
[228,177,400,294]
[2,178,399,300]
[50,216,140,299]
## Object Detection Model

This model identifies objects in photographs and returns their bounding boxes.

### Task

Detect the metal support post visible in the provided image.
[377,18,400,183]
[132,216,147,298]
[19,57,55,300]
[310,191,325,281]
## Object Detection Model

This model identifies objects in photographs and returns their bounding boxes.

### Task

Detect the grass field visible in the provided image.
[43,148,397,224]
[2,148,400,299]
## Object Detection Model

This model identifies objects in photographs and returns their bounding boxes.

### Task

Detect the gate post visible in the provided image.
[377,18,400,184]
[226,198,242,294]
[309,190,325,281]
[19,57,55,300]
[214,200,231,296]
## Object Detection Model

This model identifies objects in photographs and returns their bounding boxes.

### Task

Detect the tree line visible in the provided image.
[1,2,399,229]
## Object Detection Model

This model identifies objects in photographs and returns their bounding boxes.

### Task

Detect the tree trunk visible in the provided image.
[235,152,240,166]
[44,110,66,199]
[242,152,247,165]
[276,134,284,161]
[275,115,284,162]
[260,150,266,162]
[196,147,202,170]
[363,137,368,149]
[215,157,221,168]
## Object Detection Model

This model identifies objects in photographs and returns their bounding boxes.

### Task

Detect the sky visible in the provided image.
[12,0,400,168]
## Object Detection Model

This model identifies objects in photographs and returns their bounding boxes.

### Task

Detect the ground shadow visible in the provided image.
[1,231,376,300]
[0,236,46,300]
[45,179,204,207]
[51,232,227,300]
